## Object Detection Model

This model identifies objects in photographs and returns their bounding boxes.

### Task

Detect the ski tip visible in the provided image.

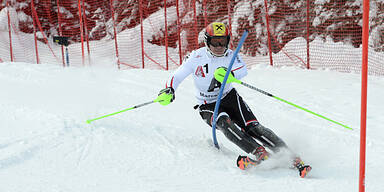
[299,165,312,178]
[236,155,258,170]
[237,155,248,170]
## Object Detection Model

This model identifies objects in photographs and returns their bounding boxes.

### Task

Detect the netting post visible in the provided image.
[56,0,66,67]
[193,0,198,49]
[306,0,310,69]
[227,0,233,49]
[263,0,273,66]
[45,0,54,30]
[164,0,169,70]
[359,0,370,191]
[139,0,145,69]
[176,0,182,65]
[82,0,90,65]
[110,0,120,69]
[31,1,40,64]
[6,1,14,62]
[203,0,207,27]
[77,0,85,66]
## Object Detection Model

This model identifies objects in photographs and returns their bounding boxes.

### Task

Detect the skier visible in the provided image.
[156,22,311,177]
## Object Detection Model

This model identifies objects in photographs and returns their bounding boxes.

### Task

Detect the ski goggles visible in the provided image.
[209,36,229,47]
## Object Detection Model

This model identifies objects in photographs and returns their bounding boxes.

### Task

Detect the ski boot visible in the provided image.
[293,157,312,178]
[253,146,269,162]
[236,155,257,170]
[236,146,269,170]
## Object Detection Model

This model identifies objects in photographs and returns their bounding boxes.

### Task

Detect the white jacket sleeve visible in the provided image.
[230,54,247,79]
[165,56,194,90]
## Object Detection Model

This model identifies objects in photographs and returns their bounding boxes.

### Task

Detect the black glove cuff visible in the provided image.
[159,87,175,97]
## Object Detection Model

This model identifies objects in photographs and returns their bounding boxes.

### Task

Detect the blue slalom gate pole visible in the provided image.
[211,30,249,149]
[65,47,70,67]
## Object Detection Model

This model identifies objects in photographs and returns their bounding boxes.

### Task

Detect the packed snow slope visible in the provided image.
[0,62,383,192]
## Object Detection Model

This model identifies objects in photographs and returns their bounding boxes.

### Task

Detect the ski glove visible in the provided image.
[214,67,235,83]
[155,87,175,106]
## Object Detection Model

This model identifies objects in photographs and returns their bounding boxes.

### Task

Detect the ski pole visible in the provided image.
[214,68,353,130]
[86,90,172,124]
[87,88,174,124]
[86,100,156,124]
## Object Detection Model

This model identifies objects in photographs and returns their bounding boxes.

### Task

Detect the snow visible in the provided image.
[0,61,383,191]
[0,7,8,31]
[0,7,18,31]
[141,6,178,40]
[1,4,384,190]
[232,1,255,37]
[314,0,331,5]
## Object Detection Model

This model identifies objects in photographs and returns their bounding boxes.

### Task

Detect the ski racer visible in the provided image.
[156,22,311,177]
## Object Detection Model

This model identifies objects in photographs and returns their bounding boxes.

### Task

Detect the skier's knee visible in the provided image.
[201,111,231,130]
[211,113,262,154]
[200,112,213,126]
[216,112,231,129]
[246,122,276,139]
[245,122,288,150]
[245,121,263,136]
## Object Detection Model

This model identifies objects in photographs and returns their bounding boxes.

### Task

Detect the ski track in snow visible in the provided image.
[0,62,383,192]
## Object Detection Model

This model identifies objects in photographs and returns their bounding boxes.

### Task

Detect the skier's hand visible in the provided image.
[214,67,234,83]
[155,87,175,106]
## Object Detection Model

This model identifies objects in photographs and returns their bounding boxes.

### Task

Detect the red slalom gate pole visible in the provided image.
[7,1,14,62]
[359,0,370,191]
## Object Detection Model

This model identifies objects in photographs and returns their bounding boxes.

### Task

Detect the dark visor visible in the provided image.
[210,36,228,47]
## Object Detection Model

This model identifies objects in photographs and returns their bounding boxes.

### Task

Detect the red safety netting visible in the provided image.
[0,0,383,75]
